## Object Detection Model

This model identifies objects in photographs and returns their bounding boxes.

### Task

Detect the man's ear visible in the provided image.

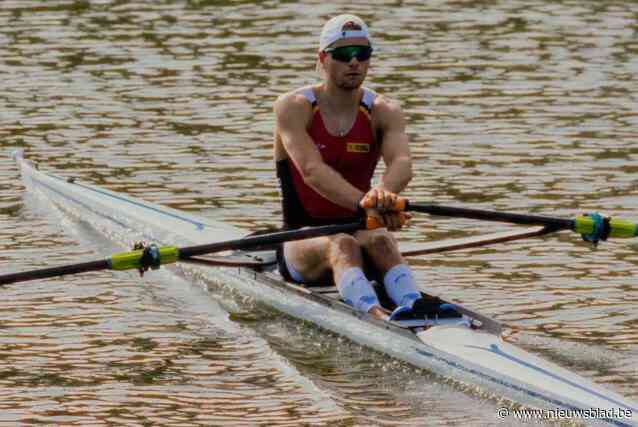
[319,51,327,62]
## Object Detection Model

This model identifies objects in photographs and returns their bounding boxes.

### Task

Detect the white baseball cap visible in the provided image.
[319,14,373,52]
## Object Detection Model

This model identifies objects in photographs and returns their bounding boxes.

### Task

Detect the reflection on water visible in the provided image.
[1,0,636,425]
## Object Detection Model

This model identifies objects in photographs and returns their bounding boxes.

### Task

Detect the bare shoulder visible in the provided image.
[274,87,313,122]
[372,93,406,129]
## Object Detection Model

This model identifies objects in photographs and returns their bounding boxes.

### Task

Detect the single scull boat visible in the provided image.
[9,151,638,426]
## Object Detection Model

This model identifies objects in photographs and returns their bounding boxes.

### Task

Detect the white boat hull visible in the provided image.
[13,151,638,426]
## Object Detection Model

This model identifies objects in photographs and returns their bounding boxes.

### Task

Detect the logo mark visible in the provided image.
[347,143,370,153]
[342,21,362,32]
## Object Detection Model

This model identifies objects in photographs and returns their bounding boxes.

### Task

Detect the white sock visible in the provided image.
[338,267,380,313]
[384,264,420,308]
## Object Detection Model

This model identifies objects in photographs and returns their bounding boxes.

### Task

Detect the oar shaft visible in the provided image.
[406,202,575,230]
[1,259,110,286]
[179,221,364,258]
[0,221,367,287]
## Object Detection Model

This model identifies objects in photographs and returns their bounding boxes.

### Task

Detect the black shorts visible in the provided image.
[275,244,295,283]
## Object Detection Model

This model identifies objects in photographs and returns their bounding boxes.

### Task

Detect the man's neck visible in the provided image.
[320,83,361,112]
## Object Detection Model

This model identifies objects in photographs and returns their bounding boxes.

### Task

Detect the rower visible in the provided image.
[273,14,457,321]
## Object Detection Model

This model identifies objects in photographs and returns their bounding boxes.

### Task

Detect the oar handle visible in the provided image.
[361,197,409,212]
[364,212,409,230]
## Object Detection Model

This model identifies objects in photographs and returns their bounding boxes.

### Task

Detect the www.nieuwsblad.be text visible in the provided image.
[497,407,633,422]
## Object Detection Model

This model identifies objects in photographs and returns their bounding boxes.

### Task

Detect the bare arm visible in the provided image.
[274,93,365,212]
[358,96,413,230]
[376,96,413,194]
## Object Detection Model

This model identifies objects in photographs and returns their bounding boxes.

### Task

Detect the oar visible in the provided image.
[385,199,638,240]
[0,220,373,286]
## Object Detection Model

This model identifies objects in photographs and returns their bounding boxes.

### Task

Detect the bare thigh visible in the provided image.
[354,228,404,273]
[284,233,367,283]
[283,236,333,282]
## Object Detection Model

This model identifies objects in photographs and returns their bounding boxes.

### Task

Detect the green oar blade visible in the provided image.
[574,216,638,238]
[110,247,179,271]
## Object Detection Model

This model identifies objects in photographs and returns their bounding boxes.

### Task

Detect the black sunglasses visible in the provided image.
[324,45,373,63]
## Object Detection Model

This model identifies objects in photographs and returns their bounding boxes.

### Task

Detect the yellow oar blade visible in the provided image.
[574,216,638,239]
[110,247,179,271]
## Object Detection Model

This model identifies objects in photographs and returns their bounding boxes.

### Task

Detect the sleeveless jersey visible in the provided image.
[277,87,381,228]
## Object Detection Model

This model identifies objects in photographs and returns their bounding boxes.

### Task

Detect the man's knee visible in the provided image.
[363,231,397,255]
[328,233,361,263]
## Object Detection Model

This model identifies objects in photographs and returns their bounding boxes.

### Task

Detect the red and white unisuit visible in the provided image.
[277,86,381,228]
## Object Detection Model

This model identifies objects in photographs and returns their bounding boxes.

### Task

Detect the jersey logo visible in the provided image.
[347,142,370,153]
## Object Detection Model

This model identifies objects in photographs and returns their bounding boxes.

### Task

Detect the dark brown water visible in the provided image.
[1,1,637,425]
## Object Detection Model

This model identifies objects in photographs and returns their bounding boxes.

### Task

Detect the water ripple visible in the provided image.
[1,0,636,424]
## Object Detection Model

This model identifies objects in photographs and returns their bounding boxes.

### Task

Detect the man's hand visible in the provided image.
[360,188,398,212]
[360,188,409,231]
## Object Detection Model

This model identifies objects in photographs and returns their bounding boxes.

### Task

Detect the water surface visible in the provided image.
[1,1,637,425]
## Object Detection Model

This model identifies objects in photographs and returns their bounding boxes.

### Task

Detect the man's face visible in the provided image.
[321,37,371,91]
